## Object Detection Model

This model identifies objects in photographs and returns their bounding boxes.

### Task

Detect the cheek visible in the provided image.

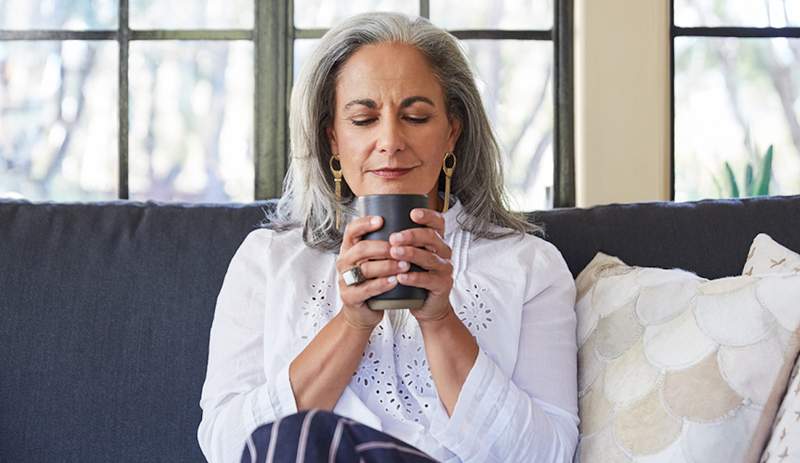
[410,127,450,161]
[334,125,374,155]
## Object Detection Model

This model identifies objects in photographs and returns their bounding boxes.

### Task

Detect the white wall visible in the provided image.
[574,0,671,207]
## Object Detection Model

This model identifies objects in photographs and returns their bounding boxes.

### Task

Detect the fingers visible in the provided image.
[409,208,445,238]
[395,270,453,296]
[335,240,392,272]
[341,259,410,280]
[338,273,400,308]
[388,227,451,259]
[341,215,383,252]
[389,245,452,274]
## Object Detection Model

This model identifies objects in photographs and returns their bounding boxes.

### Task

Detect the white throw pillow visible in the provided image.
[745,234,800,463]
[575,252,800,463]
[743,233,800,277]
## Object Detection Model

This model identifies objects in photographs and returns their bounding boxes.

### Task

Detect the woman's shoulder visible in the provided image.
[470,225,566,265]
[240,225,304,247]
[239,226,333,264]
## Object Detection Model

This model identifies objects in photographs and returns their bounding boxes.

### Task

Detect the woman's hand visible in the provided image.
[388,208,454,323]
[336,215,405,331]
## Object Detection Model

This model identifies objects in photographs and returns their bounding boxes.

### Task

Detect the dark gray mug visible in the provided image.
[358,194,429,311]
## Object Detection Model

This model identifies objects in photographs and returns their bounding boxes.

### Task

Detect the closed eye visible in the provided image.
[405,116,429,124]
[351,118,377,126]
[349,116,429,126]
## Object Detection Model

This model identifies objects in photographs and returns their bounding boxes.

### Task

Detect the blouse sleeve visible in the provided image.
[429,238,579,462]
[197,229,298,463]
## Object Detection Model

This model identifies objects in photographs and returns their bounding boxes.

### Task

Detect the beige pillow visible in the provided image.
[575,252,800,463]
[743,233,800,277]
[745,234,800,463]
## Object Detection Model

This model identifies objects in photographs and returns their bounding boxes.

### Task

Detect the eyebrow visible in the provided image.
[343,96,435,111]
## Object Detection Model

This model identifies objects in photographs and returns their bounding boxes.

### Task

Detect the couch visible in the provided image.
[2,194,799,461]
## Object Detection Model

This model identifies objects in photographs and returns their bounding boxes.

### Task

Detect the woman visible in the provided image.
[198,12,578,463]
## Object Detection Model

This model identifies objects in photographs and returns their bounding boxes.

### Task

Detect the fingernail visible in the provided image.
[398,261,410,270]
[388,276,397,284]
[411,209,423,220]
[371,216,381,226]
[392,246,404,256]
[390,232,402,242]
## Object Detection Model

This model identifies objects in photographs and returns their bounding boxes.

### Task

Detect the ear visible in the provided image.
[446,116,462,152]
[326,126,339,155]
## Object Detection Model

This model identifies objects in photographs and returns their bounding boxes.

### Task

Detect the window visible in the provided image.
[1,0,573,210]
[672,0,800,201]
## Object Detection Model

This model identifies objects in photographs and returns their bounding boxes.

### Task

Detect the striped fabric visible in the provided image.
[242,409,440,463]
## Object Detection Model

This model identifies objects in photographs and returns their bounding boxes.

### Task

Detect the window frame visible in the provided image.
[669,0,800,200]
[0,0,574,207]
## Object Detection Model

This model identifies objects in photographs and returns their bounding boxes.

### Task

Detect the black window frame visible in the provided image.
[0,0,574,208]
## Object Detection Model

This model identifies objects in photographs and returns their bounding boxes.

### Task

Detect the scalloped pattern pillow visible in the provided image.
[744,234,800,463]
[575,252,800,463]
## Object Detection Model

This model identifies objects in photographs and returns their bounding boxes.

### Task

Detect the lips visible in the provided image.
[369,168,414,178]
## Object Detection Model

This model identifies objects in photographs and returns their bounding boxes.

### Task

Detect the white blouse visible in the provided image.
[198,197,579,463]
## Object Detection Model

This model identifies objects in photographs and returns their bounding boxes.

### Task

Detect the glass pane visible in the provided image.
[294,39,319,81]
[464,40,554,211]
[675,0,800,28]
[294,0,417,29]
[674,37,800,201]
[129,41,254,202]
[0,41,118,201]
[130,0,253,29]
[0,0,117,30]
[431,0,553,30]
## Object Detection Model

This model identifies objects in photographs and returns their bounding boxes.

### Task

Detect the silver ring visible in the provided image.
[342,266,366,286]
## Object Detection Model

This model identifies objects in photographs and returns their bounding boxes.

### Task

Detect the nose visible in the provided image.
[376,117,405,155]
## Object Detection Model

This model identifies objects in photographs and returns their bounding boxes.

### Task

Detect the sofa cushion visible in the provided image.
[0,199,275,462]
[575,252,800,463]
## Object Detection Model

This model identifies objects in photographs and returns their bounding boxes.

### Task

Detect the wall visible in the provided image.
[574,0,672,207]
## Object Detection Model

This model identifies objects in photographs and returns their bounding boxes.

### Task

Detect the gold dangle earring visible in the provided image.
[441,151,457,213]
[329,154,344,229]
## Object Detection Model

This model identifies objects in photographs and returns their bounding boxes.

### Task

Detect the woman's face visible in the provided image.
[327,42,461,210]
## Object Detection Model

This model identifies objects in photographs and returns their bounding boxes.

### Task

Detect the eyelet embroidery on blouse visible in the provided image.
[396,380,429,423]
[353,350,382,387]
[350,318,435,424]
[299,280,335,341]
[458,282,494,333]
[353,322,389,387]
[391,329,435,422]
[401,345,433,396]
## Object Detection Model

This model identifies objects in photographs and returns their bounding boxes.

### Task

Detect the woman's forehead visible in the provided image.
[334,43,443,104]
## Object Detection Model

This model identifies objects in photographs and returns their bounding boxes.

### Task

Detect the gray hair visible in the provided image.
[265,12,541,251]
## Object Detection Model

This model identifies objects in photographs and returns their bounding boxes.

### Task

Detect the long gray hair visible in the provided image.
[266,12,540,251]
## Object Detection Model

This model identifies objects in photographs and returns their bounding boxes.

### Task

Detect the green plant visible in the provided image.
[713,145,774,198]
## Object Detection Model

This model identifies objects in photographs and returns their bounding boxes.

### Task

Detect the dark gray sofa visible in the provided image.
[2,194,799,462]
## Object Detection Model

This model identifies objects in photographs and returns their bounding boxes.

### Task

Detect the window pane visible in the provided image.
[464,40,554,211]
[130,0,253,29]
[0,0,117,30]
[675,0,800,28]
[674,37,800,201]
[431,0,553,30]
[129,41,254,202]
[294,0,417,29]
[0,41,118,200]
[294,39,319,81]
